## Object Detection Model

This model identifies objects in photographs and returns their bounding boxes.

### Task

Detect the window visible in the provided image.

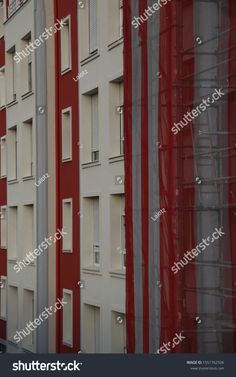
[7,46,16,103]
[111,311,126,353]
[108,0,124,44]
[110,194,125,270]
[0,1,4,30]
[81,89,99,164]
[7,126,17,181]
[27,43,32,92]
[8,206,17,260]
[92,198,100,266]
[82,196,100,267]
[23,205,33,259]
[21,33,32,94]
[83,304,100,352]
[0,206,7,248]
[0,68,6,107]
[63,289,73,346]
[8,286,18,340]
[89,0,98,54]
[91,93,99,162]
[62,108,72,161]
[109,81,124,157]
[0,276,6,319]
[61,17,71,72]
[121,212,126,270]
[62,199,72,252]
[23,290,34,346]
[0,137,6,178]
[22,120,33,178]
[119,0,123,38]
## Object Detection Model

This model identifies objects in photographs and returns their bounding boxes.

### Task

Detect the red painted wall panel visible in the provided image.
[54,0,80,353]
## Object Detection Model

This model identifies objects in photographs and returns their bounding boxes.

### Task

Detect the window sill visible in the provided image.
[80,51,100,66]
[81,161,101,169]
[0,247,7,250]
[0,175,7,179]
[6,99,18,108]
[7,179,18,185]
[109,269,125,279]
[22,175,34,182]
[109,155,124,164]
[63,341,73,348]
[62,249,72,254]
[21,90,34,100]
[0,316,6,321]
[61,67,72,76]
[0,105,6,111]
[8,338,19,346]
[62,157,72,163]
[22,345,34,353]
[108,37,124,51]
[82,266,102,276]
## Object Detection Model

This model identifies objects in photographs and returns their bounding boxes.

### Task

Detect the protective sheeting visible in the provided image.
[124,0,236,353]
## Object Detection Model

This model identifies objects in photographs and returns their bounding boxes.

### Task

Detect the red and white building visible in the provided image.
[0,0,236,355]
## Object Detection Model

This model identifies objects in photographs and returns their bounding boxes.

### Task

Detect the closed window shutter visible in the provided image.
[91,94,99,152]
[89,0,97,53]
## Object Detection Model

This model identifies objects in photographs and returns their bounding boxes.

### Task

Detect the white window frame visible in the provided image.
[12,48,16,101]
[91,93,99,162]
[22,119,33,178]
[120,212,126,270]
[0,67,6,108]
[23,289,35,346]
[62,107,72,162]
[27,38,32,93]
[92,197,100,267]
[62,289,73,347]
[0,136,7,178]
[8,285,18,341]
[62,199,73,253]
[7,126,17,181]
[0,205,7,249]
[7,206,18,260]
[89,0,98,54]
[60,16,71,73]
[0,276,6,319]
[119,0,123,38]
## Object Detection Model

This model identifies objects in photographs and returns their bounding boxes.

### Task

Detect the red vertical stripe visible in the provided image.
[124,0,135,353]
[158,0,197,351]
[139,0,149,353]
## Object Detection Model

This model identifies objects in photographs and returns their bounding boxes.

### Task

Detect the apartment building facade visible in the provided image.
[124,0,236,354]
[78,0,126,353]
[0,0,55,353]
[0,0,126,354]
[0,0,7,352]
[54,0,126,353]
